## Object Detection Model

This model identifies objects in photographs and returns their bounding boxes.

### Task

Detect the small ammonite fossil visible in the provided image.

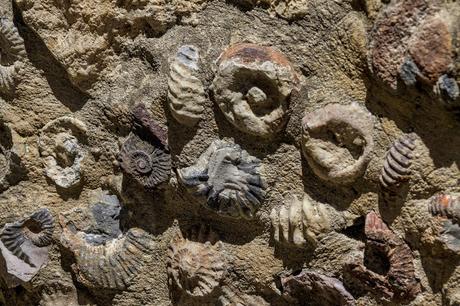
[119,104,171,189]
[168,45,206,127]
[177,140,266,219]
[212,43,299,138]
[167,225,227,299]
[429,193,460,225]
[379,133,417,191]
[301,102,374,185]
[270,193,331,248]
[345,212,420,302]
[0,17,26,94]
[0,208,55,267]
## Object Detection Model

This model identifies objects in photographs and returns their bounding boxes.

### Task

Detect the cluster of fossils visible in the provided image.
[0,0,459,305]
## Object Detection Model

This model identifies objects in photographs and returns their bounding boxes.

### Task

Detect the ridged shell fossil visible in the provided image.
[167,225,226,299]
[429,193,460,225]
[0,209,54,267]
[178,140,266,219]
[346,212,420,302]
[270,193,330,248]
[379,133,417,191]
[301,102,374,185]
[60,216,152,290]
[0,17,26,94]
[119,104,171,189]
[212,43,299,138]
[39,117,87,189]
[278,269,356,306]
[168,45,206,127]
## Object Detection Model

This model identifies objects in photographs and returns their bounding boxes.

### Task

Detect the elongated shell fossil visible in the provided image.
[212,43,299,138]
[168,45,206,126]
[167,225,226,299]
[119,104,171,189]
[0,208,54,267]
[178,140,266,219]
[379,133,417,191]
[0,18,26,94]
[270,193,330,248]
[301,102,374,185]
[429,193,460,225]
[39,117,87,189]
[60,216,152,290]
[346,212,420,302]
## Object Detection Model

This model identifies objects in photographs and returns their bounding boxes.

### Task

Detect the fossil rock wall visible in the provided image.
[0,0,459,305]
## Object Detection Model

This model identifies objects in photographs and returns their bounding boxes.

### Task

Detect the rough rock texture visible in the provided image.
[0,0,459,305]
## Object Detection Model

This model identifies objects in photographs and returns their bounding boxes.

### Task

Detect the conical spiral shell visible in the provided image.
[0,208,55,267]
[167,225,227,298]
[379,133,417,191]
[167,45,206,127]
[429,193,460,225]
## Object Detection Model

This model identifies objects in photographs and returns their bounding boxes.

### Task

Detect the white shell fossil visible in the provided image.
[168,45,206,127]
[270,193,331,248]
[177,140,266,219]
[301,102,374,185]
[0,17,26,94]
[39,117,87,189]
[167,225,227,299]
[212,43,299,138]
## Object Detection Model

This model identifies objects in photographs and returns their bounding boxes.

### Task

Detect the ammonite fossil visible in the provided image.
[301,102,374,185]
[379,133,417,191]
[167,225,227,299]
[168,45,206,127]
[270,193,330,248]
[0,208,55,267]
[177,140,266,219]
[119,104,171,189]
[0,17,26,94]
[345,212,420,302]
[212,43,299,138]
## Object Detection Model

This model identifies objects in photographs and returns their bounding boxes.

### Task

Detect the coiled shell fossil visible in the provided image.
[212,43,299,138]
[345,212,420,302]
[119,104,171,189]
[167,225,226,299]
[429,193,460,225]
[178,140,266,219]
[39,117,87,189]
[270,193,331,248]
[0,208,54,267]
[379,133,417,191]
[0,17,26,94]
[301,102,374,185]
[168,45,206,127]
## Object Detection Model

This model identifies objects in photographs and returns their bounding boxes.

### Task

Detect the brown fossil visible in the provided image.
[345,212,420,302]
[429,193,460,225]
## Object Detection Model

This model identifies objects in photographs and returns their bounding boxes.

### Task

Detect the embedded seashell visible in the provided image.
[177,140,266,219]
[218,285,269,306]
[60,217,152,290]
[167,225,226,299]
[0,17,26,94]
[346,212,420,302]
[278,269,356,306]
[270,193,330,248]
[168,45,206,127]
[379,133,417,191]
[119,104,171,189]
[301,102,374,185]
[40,280,79,306]
[0,208,54,267]
[428,193,460,225]
[39,117,87,189]
[212,43,299,138]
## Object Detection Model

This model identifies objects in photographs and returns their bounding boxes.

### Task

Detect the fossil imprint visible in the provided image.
[212,43,299,138]
[168,45,206,127]
[178,140,266,219]
[302,102,374,185]
[428,193,460,253]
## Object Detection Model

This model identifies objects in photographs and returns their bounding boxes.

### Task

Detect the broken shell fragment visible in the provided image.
[177,140,266,219]
[212,43,299,138]
[301,103,374,185]
[168,45,206,127]
[429,193,460,225]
